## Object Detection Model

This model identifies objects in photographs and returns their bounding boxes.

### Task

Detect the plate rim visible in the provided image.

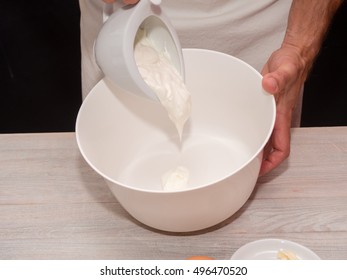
[231,238,321,260]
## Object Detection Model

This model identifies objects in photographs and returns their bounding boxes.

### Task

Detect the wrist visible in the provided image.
[280,38,318,77]
[278,41,313,80]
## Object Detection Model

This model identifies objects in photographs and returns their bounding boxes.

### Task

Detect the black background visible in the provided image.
[301,1,347,127]
[0,0,82,133]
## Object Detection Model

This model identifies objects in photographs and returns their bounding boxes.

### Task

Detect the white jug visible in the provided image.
[94,0,184,101]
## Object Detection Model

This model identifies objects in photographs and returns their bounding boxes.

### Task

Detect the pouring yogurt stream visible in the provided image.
[134,29,191,191]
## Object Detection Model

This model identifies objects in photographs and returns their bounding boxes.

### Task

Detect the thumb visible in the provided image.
[262,74,279,95]
[262,61,298,95]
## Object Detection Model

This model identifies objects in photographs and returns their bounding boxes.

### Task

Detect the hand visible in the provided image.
[103,0,139,4]
[260,44,309,176]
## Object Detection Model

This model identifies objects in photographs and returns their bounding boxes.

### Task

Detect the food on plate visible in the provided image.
[277,249,299,260]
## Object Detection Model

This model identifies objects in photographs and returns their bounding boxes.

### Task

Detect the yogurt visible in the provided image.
[134,29,191,191]
[134,29,191,140]
[161,166,190,191]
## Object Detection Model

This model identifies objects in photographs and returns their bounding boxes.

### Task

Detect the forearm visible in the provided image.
[283,0,343,76]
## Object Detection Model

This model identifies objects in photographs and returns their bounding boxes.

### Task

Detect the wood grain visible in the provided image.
[1,128,347,259]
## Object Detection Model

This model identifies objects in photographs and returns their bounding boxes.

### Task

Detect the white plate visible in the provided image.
[231,239,321,260]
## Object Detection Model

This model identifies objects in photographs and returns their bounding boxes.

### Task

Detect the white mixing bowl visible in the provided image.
[76,49,275,232]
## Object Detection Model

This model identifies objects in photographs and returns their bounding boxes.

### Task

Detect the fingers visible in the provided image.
[123,0,140,3]
[102,0,139,4]
[260,71,297,176]
[259,142,289,176]
[259,112,291,176]
[259,47,305,176]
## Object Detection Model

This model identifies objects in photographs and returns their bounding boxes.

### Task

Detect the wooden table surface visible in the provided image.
[1,127,347,260]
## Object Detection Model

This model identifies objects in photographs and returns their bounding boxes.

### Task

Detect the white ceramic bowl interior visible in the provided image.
[76,49,275,232]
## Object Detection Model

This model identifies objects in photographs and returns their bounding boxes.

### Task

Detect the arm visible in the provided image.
[260,0,343,176]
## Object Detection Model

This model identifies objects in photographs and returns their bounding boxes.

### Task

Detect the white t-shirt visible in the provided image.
[78,0,301,125]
